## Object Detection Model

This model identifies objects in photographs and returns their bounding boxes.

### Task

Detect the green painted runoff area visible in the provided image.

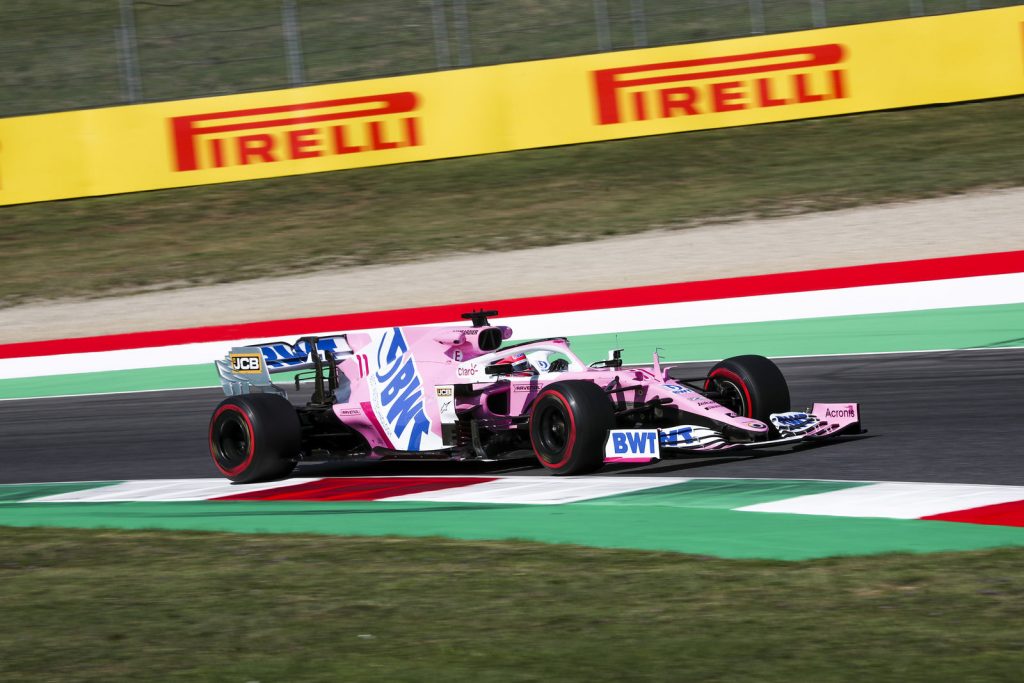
[0,481,121,503]
[3,302,1021,400]
[2,479,1024,560]
[570,302,1024,364]
[3,499,1024,561]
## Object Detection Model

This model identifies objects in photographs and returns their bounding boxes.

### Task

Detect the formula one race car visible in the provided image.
[209,311,862,483]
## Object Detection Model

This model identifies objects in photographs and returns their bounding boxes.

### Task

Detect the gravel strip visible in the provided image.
[3,188,1022,343]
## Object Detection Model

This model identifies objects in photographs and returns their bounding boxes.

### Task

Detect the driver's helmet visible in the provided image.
[494,352,534,375]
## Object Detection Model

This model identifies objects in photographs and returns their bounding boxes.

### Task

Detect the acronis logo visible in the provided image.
[373,328,431,450]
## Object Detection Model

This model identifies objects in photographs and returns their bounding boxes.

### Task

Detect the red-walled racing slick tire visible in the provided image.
[208,393,301,484]
[529,380,615,475]
[704,355,790,424]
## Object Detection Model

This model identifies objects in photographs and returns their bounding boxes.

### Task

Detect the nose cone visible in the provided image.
[716,413,769,433]
[652,383,770,433]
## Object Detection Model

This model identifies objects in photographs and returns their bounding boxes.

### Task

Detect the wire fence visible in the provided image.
[0,0,1019,118]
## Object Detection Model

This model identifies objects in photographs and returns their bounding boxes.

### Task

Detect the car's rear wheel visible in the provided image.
[209,393,300,483]
[704,355,790,423]
[529,380,614,475]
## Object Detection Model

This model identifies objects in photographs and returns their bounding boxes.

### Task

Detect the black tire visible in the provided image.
[529,380,615,475]
[208,393,301,484]
[704,355,790,423]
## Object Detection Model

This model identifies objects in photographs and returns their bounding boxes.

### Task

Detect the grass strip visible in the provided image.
[3,0,1003,117]
[2,96,1022,305]
[1,527,1023,682]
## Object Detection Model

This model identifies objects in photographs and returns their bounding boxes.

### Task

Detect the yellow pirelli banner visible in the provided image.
[1,7,1022,206]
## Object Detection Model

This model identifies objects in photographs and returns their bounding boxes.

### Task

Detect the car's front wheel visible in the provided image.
[529,380,615,475]
[208,393,300,483]
[704,355,790,423]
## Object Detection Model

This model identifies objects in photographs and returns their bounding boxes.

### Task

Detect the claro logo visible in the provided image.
[592,44,847,125]
[170,91,421,172]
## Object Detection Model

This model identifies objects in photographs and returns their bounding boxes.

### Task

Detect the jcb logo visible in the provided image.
[230,354,263,374]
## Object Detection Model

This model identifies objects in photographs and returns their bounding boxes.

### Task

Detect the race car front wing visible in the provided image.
[604,403,862,463]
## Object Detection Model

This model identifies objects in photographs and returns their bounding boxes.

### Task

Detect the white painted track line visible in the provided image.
[2,273,1021,380]
[27,478,321,503]
[382,477,688,505]
[738,482,1024,519]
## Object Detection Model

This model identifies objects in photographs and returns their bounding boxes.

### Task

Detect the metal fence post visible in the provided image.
[909,0,924,16]
[117,0,143,102]
[453,0,471,66]
[430,0,451,69]
[593,0,611,51]
[281,0,305,86]
[810,0,827,28]
[749,0,765,34]
[630,0,648,47]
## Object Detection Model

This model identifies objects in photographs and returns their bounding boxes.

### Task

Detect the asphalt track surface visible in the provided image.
[2,349,1022,486]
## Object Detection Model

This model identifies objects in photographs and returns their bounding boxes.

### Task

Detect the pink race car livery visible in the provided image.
[209,311,862,483]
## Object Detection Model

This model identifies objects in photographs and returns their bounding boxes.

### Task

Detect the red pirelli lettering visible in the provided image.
[288,128,321,159]
[593,44,847,125]
[170,91,421,171]
[238,134,274,165]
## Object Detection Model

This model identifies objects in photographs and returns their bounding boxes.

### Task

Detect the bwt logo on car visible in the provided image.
[170,91,422,172]
[373,327,431,450]
[662,426,694,445]
[259,338,342,369]
[592,43,847,125]
[612,431,658,454]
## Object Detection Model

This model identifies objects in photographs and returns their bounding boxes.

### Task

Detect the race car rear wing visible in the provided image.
[214,335,353,398]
